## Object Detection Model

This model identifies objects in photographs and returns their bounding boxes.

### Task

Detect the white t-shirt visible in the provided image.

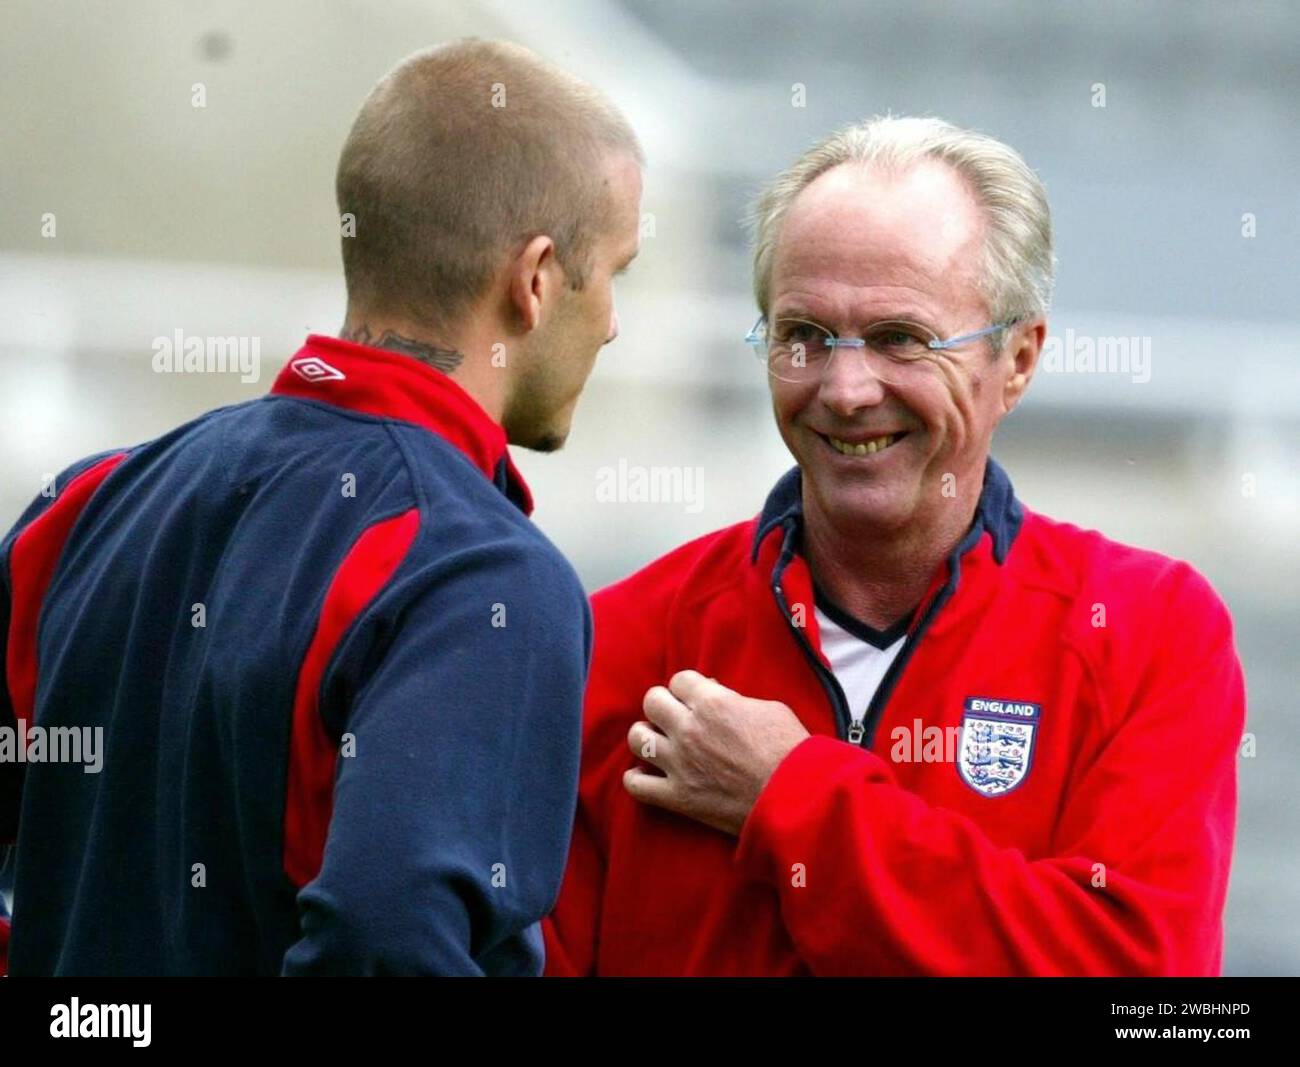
[814,598,910,737]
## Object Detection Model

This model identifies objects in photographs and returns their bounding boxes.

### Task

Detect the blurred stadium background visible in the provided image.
[1,0,1296,974]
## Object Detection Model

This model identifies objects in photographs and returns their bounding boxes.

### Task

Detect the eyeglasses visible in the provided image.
[745,315,1018,384]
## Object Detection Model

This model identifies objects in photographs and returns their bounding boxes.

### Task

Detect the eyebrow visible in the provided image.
[771,304,823,322]
[772,305,940,331]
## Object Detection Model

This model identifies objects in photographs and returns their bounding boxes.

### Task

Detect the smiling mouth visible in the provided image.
[822,432,909,456]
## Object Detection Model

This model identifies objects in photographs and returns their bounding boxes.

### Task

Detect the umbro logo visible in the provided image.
[290,356,346,383]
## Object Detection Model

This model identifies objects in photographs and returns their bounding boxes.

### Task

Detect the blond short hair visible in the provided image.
[337,39,643,328]
[748,115,1055,325]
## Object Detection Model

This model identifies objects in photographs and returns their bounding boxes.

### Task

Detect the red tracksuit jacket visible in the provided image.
[543,459,1245,976]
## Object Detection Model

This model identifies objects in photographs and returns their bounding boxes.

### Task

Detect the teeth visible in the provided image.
[829,434,896,456]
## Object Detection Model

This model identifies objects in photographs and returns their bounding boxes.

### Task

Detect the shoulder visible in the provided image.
[2,447,135,563]
[393,488,588,641]
[1012,507,1235,662]
[1016,508,1227,605]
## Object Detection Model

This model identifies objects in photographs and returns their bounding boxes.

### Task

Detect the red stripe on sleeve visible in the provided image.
[282,508,420,888]
[6,454,128,730]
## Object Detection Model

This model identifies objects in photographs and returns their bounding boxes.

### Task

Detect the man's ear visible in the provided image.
[1002,317,1046,415]
[507,234,558,333]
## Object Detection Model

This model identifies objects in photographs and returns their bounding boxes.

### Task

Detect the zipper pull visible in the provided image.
[847,720,865,745]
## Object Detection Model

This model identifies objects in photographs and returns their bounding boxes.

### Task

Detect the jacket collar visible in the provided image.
[751,456,1022,567]
[270,334,534,515]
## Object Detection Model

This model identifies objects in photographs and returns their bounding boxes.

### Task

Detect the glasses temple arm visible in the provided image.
[929,319,1020,350]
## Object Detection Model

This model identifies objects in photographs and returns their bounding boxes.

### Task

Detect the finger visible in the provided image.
[623,766,679,811]
[642,684,689,735]
[626,720,671,766]
[668,669,728,705]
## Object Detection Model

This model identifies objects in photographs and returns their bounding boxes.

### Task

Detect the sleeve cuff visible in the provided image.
[734,735,889,882]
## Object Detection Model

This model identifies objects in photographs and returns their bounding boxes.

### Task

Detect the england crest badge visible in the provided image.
[958,697,1041,797]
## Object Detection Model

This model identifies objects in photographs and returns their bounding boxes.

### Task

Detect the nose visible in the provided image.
[817,345,887,417]
[605,307,620,345]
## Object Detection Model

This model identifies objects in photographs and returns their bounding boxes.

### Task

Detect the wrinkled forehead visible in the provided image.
[769,160,986,319]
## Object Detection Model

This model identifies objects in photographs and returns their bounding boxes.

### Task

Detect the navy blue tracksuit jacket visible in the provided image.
[0,334,591,975]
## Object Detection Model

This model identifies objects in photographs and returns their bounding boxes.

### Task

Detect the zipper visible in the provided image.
[770,574,852,740]
[856,524,982,748]
[855,581,949,748]
[769,518,983,750]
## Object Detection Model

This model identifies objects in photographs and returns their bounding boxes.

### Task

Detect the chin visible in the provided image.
[530,430,568,454]
[505,402,574,453]
[827,484,915,529]
[512,415,571,453]
[802,456,920,531]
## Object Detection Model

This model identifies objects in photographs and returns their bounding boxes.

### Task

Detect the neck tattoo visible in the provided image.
[340,324,465,374]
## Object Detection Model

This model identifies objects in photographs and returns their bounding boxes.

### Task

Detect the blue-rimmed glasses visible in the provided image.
[745,315,1018,383]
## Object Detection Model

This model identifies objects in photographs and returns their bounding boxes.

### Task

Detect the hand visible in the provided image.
[623,669,810,836]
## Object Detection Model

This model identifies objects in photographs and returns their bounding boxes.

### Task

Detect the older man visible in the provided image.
[544,116,1244,976]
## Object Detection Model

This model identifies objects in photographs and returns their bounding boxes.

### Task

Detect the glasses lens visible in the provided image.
[863,320,936,361]
[765,318,833,383]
